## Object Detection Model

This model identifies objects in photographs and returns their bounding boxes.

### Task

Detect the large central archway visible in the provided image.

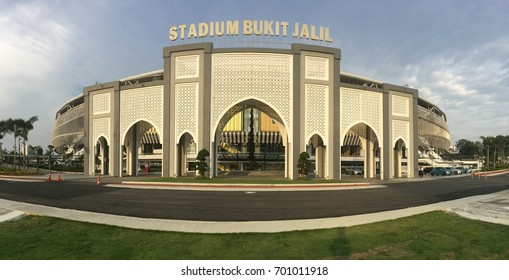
[212,99,288,178]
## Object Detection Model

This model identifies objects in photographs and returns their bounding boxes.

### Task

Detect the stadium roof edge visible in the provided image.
[120,69,164,82]
[340,71,383,84]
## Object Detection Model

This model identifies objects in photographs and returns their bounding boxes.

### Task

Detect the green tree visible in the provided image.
[297,151,311,178]
[495,135,506,164]
[455,139,479,158]
[0,120,6,165]
[195,148,210,177]
[481,136,495,169]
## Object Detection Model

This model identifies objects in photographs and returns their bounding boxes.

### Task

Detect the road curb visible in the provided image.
[0,210,26,223]
[0,175,47,182]
[115,181,378,191]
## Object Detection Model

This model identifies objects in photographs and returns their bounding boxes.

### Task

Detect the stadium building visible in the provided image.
[52,41,450,180]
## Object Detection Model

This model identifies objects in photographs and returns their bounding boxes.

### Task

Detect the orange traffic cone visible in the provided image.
[97,174,101,185]
[47,172,52,182]
[57,172,61,182]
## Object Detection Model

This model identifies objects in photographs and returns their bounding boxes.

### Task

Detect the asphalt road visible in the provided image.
[0,174,508,221]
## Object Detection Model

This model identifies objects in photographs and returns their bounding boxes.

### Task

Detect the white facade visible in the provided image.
[82,43,419,180]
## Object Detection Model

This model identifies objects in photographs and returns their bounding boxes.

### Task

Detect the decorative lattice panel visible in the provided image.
[175,55,199,79]
[120,86,164,144]
[93,117,110,143]
[305,84,328,143]
[305,56,329,81]
[340,88,383,146]
[392,95,409,117]
[211,53,292,135]
[175,82,199,141]
[92,92,110,115]
[392,120,410,147]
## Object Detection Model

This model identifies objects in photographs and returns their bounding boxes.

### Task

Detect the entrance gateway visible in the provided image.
[83,23,418,180]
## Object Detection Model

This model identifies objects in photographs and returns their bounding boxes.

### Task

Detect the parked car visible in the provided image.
[449,168,464,175]
[460,167,472,174]
[344,168,363,175]
[422,167,433,174]
[430,167,451,176]
[351,169,363,175]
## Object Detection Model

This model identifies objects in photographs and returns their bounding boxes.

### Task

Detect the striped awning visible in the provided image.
[141,132,160,144]
[221,131,282,144]
[343,133,361,146]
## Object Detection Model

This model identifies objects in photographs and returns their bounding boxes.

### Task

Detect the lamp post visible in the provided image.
[12,124,16,168]
[18,136,21,170]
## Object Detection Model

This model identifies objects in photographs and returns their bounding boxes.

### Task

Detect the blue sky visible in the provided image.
[1,0,508,150]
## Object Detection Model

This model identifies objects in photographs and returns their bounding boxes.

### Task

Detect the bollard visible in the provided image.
[97,174,101,185]
[57,172,61,182]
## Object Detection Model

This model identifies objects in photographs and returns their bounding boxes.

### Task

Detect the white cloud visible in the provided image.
[0,2,75,149]
[390,38,509,143]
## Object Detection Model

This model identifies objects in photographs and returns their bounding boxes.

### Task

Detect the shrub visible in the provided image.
[195,148,210,177]
[0,167,42,176]
[297,151,311,177]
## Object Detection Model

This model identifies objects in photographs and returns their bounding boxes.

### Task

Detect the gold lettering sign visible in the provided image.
[169,20,333,43]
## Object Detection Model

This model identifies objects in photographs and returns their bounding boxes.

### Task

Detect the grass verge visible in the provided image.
[0,167,42,176]
[144,176,355,184]
[1,211,508,259]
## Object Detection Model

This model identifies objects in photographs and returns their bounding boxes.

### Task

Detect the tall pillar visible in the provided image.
[181,143,187,176]
[316,146,325,177]
[162,47,172,177]
[292,44,340,179]
[394,148,402,178]
[164,43,211,178]
[382,88,391,180]
[209,140,216,178]
[365,128,373,178]
[129,125,137,176]
[111,83,121,177]
[290,47,302,180]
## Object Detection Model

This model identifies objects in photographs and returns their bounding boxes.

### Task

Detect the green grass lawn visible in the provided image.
[1,211,508,260]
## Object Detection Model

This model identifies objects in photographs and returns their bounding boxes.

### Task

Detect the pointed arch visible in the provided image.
[177,132,196,176]
[341,122,380,179]
[213,97,288,138]
[307,134,325,178]
[121,120,162,176]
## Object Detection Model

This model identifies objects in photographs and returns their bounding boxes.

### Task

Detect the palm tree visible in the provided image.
[19,116,38,168]
[481,136,495,170]
[4,118,24,168]
[0,120,7,165]
[495,135,506,164]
